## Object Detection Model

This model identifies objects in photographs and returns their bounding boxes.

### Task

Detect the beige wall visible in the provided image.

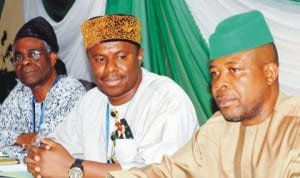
[0,0,24,71]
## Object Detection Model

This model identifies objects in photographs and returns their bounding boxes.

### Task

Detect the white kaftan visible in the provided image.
[50,68,199,169]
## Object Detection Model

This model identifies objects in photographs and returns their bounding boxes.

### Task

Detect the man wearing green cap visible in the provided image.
[107,10,300,177]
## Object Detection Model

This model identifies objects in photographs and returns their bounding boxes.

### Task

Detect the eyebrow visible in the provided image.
[14,47,43,53]
[209,61,240,69]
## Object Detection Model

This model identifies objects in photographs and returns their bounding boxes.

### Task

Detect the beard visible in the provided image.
[220,102,262,123]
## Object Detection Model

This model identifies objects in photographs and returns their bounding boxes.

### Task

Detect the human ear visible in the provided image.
[264,63,278,85]
[137,48,144,65]
[49,52,58,67]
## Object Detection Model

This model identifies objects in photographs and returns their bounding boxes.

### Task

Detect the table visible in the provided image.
[0,152,33,178]
[0,164,33,178]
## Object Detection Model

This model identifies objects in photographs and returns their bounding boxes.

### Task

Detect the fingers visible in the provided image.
[21,143,31,150]
[44,144,51,150]
[23,143,33,150]
[34,155,40,161]
[26,160,41,178]
[31,169,42,178]
[39,142,51,151]
[24,145,43,178]
[27,145,40,154]
[40,137,59,151]
[34,166,41,172]
[26,161,36,171]
[26,146,42,163]
[40,137,57,147]
[24,156,35,164]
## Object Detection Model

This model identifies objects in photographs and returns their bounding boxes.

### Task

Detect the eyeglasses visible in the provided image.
[12,49,47,65]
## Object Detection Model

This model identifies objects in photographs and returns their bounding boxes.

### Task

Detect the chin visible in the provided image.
[224,117,244,122]
[22,80,38,87]
[101,89,123,98]
[221,110,244,122]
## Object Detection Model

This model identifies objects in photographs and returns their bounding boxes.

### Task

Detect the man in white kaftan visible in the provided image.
[25,14,199,178]
[49,68,198,169]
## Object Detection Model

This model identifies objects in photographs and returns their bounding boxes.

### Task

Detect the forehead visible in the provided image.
[87,41,137,54]
[13,37,44,50]
[210,49,255,67]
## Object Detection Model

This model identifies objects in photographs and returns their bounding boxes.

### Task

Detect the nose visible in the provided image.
[106,59,117,73]
[18,56,32,66]
[213,73,228,90]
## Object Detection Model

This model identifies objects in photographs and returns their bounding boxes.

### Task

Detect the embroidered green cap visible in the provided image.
[208,10,274,60]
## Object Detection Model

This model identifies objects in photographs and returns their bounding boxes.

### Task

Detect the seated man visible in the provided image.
[25,14,199,178]
[108,10,300,177]
[0,16,86,160]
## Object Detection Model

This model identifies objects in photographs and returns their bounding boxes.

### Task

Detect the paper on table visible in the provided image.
[0,163,27,172]
[0,152,7,157]
[0,158,19,165]
[0,171,33,178]
[0,153,19,166]
[0,152,32,177]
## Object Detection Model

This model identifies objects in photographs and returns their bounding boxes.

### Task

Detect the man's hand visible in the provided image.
[24,138,75,178]
[15,132,38,148]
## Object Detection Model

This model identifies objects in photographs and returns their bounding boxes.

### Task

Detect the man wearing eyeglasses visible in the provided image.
[0,16,86,161]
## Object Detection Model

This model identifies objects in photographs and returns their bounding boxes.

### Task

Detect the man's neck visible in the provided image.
[242,88,279,126]
[31,73,57,102]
